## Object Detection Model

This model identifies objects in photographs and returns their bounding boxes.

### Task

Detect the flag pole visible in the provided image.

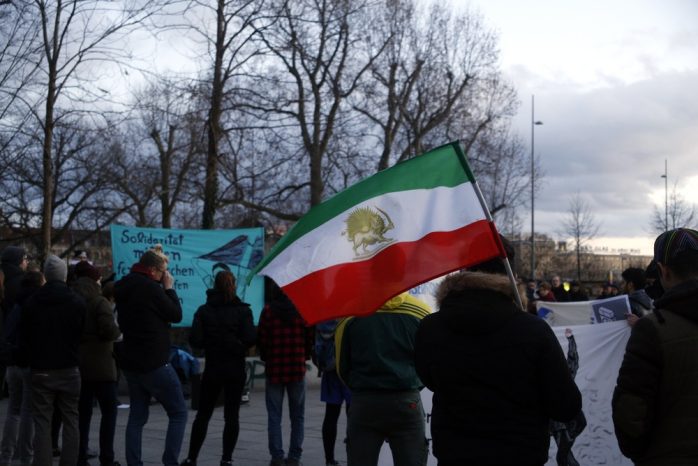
[462,152,525,312]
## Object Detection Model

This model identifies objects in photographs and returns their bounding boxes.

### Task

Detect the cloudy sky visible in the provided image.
[119,0,697,255]
[450,0,698,255]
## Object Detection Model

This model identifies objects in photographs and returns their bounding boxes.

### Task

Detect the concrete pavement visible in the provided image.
[0,372,347,466]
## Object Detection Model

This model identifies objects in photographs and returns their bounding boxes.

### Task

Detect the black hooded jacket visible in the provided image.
[1,262,24,323]
[114,270,182,373]
[613,278,698,465]
[415,271,581,465]
[2,283,42,366]
[19,281,86,371]
[189,290,256,374]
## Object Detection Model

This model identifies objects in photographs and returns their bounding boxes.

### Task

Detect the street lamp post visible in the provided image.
[661,159,668,231]
[530,95,543,280]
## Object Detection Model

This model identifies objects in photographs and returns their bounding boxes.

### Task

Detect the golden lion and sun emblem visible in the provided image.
[341,206,396,258]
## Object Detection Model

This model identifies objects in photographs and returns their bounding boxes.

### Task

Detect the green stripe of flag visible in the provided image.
[251,141,473,277]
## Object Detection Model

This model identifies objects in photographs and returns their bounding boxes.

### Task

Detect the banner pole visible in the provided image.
[458,144,525,312]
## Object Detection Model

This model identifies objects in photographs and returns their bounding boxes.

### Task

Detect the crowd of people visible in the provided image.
[524,266,658,321]
[0,226,696,466]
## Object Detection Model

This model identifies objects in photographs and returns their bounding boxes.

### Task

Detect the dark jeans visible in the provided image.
[78,380,118,465]
[31,367,81,466]
[346,390,427,466]
[265,379,305,462]
[124,364,187,466]
[0,366,33,465]
[186,368,245,462]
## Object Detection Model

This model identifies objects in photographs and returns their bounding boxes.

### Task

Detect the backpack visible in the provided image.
[315,319,338,372]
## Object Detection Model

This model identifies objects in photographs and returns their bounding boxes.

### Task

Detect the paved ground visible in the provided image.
[0,373,347,466]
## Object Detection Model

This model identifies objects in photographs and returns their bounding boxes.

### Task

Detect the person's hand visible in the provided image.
[565,328,573,338]
[626,313,639,327]
[161,270,174,290]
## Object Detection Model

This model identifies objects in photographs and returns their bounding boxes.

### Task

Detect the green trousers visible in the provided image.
[346,389,427,466]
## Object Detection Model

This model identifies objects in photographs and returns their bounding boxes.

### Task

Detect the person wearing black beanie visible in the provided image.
[19,254,85,466]
[613,228,698,465]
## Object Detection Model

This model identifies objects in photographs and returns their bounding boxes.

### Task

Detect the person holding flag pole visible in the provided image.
[414,236,582,466]
[248,141,539,464]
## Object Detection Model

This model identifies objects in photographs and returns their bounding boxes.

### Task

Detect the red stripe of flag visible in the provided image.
[283,219,502,324]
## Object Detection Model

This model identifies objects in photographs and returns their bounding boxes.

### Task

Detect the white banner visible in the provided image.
[380,320,633,466]
[537,295,631,326]
[545,322,632,466]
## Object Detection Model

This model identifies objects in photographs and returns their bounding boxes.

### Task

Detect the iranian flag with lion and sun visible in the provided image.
[250,142,505,324]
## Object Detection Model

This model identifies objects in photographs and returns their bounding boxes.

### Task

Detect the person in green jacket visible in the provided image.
[72,262,121,466]
[335,292,430,466]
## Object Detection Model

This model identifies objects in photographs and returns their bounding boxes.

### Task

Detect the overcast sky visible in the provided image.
[120,0,697,255]
[450,0,698,255]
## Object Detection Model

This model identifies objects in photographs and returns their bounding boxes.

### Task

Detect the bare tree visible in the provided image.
[216,110,309,221]
[102,78,205,229]
[12,0,167,258]
[351,0,417,172]
[249,0,390,209]
[355,1,515,170]
[562,193,601,281]
[104,137,159,227]
[203,0,522,226]
[0,1,40,169]
[134,79,203,227]
[650,182,697,233]
[181,0,272,229]
[0,119,129,256]
[470,124,532,229]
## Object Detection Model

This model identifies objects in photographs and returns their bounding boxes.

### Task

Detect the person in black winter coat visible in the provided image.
[1,246,28,326]
[114,246,186,466]
[414,243,582,466]
[613,228,698,465]
[0,271,44,466]
[180,270,256,466]
[20,255,86,466]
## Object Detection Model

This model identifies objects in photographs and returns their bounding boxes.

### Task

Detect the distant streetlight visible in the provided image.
[530,95,543,280]
[661,159,668,231]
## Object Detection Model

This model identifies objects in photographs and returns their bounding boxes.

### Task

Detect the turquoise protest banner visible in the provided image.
[110,225,265,326]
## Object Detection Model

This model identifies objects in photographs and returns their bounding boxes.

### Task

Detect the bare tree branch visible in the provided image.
[561,192,602,280]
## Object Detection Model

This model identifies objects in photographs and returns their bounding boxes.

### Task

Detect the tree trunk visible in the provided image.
[40,105,54,260]
[309,149,324,207]
[576,241,581,281]
[201,0,226,229]
[152,125,176,228]
[40,57,58,260]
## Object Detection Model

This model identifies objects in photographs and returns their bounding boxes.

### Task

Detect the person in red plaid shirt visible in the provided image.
[257,278,314,466]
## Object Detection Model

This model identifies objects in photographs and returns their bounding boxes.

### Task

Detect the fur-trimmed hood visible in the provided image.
[434,271,522,336]
[436,271,516,307]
